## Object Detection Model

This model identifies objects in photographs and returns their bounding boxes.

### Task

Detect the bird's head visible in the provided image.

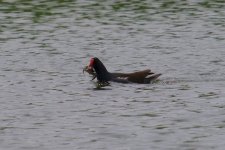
[86,57,110,82]
[87,57,106,71]
[87,57,95,70]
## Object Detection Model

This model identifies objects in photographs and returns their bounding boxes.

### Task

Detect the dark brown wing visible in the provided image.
[127,70,155,83]
[111,69,160,83]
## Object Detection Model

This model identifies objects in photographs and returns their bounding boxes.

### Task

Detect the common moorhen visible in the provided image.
[83,57,161,86]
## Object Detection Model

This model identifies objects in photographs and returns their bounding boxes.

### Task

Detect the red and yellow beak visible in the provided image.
[88,57,94,70]
[83,58,95,76]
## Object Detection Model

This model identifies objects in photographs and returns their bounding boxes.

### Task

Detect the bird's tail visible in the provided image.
[144,73,161,83]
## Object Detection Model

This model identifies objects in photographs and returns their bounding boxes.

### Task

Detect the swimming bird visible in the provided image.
[83,57,161,86]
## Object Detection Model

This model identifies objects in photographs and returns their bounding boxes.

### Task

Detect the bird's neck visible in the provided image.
[94,63,111,82]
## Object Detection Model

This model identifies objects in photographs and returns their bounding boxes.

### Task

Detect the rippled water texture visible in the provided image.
[1,0,225,150]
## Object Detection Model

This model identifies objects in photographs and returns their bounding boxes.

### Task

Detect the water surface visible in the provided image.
[1,0,225,150]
